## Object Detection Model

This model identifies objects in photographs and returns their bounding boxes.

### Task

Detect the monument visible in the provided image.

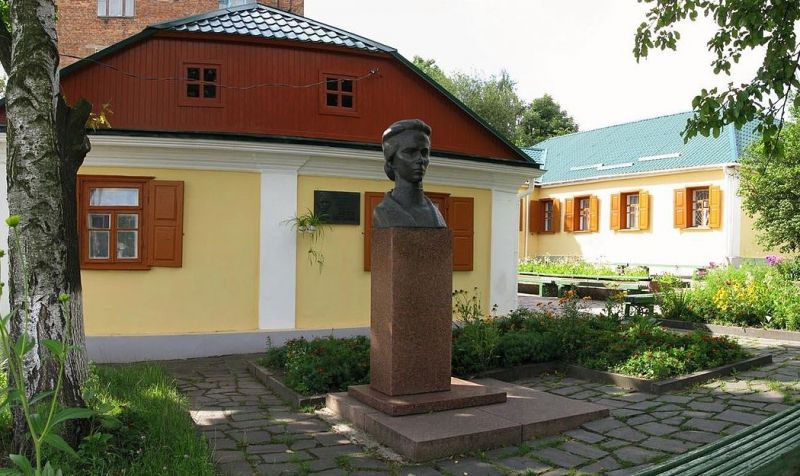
[327,120,609,461]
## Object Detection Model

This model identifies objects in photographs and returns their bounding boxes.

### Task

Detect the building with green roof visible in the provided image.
[518,112,770,273]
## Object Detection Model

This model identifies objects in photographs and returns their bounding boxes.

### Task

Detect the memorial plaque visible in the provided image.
[314,191,360,225]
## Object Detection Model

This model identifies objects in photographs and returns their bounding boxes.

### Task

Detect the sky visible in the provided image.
[305,0,764,132]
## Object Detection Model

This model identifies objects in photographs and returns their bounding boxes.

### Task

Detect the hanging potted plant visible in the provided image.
[284,209,330,271]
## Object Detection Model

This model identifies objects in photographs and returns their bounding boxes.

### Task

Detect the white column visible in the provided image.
[259,168,299,330]
[490,189,520,315]
[723,165,741,265]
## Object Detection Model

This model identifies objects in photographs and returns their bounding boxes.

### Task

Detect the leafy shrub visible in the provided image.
[276,336,369,396]
[615,349,688,380]
[519,256,649,277]
[775,256,800,281]
[496,331,561,367]
[451,321,500,376]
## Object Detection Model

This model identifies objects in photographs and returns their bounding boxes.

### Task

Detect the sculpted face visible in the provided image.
[390,130,431,184]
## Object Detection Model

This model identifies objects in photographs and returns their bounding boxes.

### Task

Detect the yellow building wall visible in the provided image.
[295,176,492,330]
[524,169,728,268]
[80,166,260,335]
[739,211,788,260]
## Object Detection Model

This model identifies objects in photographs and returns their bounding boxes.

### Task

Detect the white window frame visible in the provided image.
[578,198,590,231]
[543,201,553,232]
[692,188,710,227]
[625,193,639,229]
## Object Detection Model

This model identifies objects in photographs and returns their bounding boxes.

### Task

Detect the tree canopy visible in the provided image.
[739,103,800,253]
[412,56,578,148]
[634,0,800,154]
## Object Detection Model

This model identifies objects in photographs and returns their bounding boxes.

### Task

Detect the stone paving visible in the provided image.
[162,334,800,476]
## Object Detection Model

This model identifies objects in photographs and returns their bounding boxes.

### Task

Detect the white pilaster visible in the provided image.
[259,168,299,330]
[723,165,741,264]
[490,189,520,315]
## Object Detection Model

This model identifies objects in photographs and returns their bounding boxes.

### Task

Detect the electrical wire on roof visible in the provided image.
[58,53,380,90]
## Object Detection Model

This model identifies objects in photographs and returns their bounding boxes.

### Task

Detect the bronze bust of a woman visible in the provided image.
[373,119,447,229]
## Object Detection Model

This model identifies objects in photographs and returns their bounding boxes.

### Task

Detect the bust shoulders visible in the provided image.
[373,191,447,229]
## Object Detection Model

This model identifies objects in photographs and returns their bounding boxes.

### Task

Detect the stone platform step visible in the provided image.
[327,378,609,462]
[638,404,800,476]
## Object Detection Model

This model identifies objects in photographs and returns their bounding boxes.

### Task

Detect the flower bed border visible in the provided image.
[659,319,800,343]
[246,360,326,407]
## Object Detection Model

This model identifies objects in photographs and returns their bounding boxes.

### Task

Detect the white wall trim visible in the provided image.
[490,189,519,315]
[0,134,539,194]
[259,168,299,330]
[539,163,739,188]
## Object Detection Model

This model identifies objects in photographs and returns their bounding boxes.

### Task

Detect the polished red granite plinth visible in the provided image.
[349,377,507,416]
[369,227,453,396]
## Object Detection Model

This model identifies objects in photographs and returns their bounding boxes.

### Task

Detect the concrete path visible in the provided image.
[162,334,800,476]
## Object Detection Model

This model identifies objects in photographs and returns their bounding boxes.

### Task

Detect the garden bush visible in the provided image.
[519,256,649,277]
[261,336,370,396]
[664,263,800,330]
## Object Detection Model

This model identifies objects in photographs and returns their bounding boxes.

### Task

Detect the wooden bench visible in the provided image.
[518,274,649,299]
[638,404,800,475]
[623,293,655,316]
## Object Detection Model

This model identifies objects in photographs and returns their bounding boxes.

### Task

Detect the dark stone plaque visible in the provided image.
[314,191,360,225]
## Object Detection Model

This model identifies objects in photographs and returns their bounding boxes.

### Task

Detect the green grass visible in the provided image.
[1,363,214,475]
[0,365,10,466]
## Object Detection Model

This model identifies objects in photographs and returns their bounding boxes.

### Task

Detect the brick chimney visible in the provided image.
[58,0,305,67]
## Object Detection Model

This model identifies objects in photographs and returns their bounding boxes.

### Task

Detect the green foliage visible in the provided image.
[263,336,370,396]
[412,56,578,147]
[519,256,649,278]
[676,264,800,330]
[633,0,800,155]
[739,106,800,253]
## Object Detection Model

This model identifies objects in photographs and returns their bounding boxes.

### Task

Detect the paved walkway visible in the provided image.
[162,334,800,476]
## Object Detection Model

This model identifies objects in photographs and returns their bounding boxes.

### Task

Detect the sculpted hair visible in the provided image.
[381,119,432,181]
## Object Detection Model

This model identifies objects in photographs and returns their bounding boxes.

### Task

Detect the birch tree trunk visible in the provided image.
[3,0,92,450]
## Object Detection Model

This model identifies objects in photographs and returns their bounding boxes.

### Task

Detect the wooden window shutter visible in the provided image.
[709,185,722,229]
[147,180,184,267]
[610,193,621,231]
[674,188,687,229]
[363,192,384,271]
[564,198,574,232]
[450,196,474,271]
[519,199,523,232]
[552,199,561,233]
[529,200,542,234]
[638,190,650,230]
[589,195,599,232]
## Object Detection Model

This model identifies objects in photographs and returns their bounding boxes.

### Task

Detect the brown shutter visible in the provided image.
[450,196,474,271]
[564,198,574,232]
[610,193,621,231]
[589,195,599,232]
[638,190,650,230]
[709,185,722,229]
[674,188,687,229]
[519,199,523,232]
[148,180,184,267]
[363,192,384,271]
[551,199,561,233]
[529,200,542,234]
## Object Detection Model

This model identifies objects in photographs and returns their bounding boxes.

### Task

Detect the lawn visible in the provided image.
[519,256,649,278]
[0,363,214,475]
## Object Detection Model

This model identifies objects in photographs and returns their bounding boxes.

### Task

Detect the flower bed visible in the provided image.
[260,293,754,396]
[518,256,649,278]
[656,259,800,330]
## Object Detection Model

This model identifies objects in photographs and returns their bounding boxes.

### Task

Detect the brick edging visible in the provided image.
[246,360,326,407]
[659,319,800,342]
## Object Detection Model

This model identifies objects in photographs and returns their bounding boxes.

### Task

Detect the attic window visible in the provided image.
[219,0,255,7]
[180,63,222,107]
[320,73,358,116]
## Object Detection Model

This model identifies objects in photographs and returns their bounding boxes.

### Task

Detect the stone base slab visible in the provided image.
[328,378,609,461]
[348,377,507,416]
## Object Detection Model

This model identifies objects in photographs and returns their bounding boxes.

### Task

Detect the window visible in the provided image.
[564,195,598,232]
[97,0,134,17]
[674,186,721,229]
[320,74,358,116]
[219,0,255,7]
[529,199,560,234]
[181,63,222,107]
[611,191,649,231]
[78,176,185,270]
[692,188,710,227]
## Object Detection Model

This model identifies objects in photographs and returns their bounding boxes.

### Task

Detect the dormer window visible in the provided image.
[180,63,222,107]
[219,0,255,7]
[320,73,358,116]
[98,0,135,17]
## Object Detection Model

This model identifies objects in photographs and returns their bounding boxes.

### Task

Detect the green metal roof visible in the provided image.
[526,112,760,184]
